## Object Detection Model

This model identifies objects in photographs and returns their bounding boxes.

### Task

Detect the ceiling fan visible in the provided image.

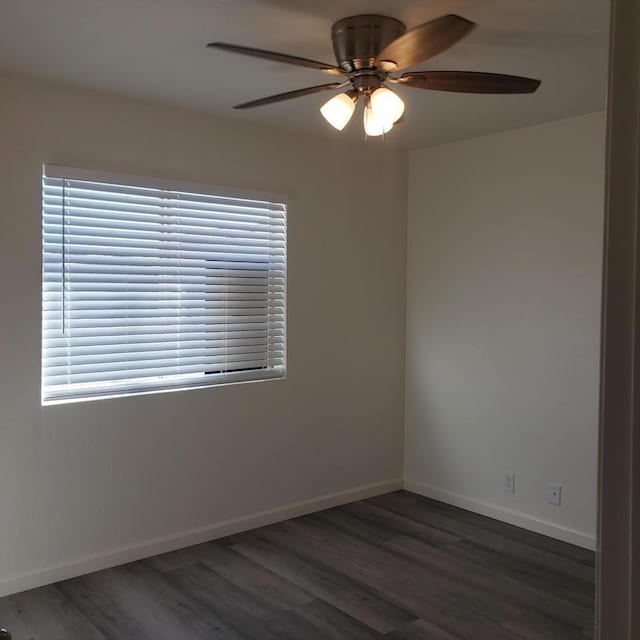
[207,14,541,137]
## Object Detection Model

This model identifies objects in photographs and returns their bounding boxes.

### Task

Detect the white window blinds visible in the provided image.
[42,165,287,404]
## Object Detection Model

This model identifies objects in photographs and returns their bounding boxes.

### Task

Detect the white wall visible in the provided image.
[0,72,407,594]
[405,113,605,548]
[0,67,604,595]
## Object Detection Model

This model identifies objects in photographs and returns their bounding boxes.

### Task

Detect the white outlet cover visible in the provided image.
[504,473,515,494]
[548,485,562,506]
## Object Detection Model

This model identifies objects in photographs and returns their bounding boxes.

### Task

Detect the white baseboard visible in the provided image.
[0,478,402,598]
[404,479,596,551]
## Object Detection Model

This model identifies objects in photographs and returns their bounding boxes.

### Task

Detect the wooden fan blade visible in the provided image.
[376,15,475,71]
[234,83,344,109]
[207,43,345,75]
[399,71,541,93]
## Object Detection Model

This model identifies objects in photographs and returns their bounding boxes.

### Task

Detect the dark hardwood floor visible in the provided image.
[0,491,595,639]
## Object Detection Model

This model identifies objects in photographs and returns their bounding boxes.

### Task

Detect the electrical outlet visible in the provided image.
[548,485,562,506]
[504,472,515,494]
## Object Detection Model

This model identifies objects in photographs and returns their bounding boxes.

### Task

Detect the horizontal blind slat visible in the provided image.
[44,368,285,402]
[43,341,283,361]
[44,330,284,347]
[43,359,283,385]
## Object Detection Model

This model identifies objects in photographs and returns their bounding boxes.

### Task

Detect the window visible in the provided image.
[42,165,286,404]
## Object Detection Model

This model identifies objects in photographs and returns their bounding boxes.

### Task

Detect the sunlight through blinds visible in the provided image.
[42,165,286,404]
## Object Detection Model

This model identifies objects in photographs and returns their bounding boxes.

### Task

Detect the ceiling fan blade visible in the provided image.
[207,42,346,76]
[375,15,476,71]
[399,71,541,93]
[234,83,344,109]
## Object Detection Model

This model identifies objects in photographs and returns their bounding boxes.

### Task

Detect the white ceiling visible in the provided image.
[0,0,610,149]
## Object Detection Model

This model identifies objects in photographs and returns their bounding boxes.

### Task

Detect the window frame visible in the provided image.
[41,164,288,405]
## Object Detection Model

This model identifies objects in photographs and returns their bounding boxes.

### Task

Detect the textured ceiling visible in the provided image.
[0,0,610,149]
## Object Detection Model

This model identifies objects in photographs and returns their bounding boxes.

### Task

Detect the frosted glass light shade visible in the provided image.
[363,103,394,137]
[370,87,405,124]
[320,93,357,130]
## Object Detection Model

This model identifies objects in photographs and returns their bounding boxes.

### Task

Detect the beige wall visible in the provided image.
[0,71,407,593]
[0,67,606,595]
[405,113,605,548]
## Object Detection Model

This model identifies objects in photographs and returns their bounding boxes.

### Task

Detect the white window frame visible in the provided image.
[41,164,287,405]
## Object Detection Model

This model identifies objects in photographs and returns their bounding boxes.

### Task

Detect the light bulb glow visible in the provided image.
[320,92,357,130]
[370,87,405,124]
[363,103,394,137]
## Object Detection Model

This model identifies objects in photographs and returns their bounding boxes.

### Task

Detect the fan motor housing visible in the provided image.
[331,15,406,72]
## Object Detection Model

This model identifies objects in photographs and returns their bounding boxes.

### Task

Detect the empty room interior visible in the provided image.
[0,0,614,638]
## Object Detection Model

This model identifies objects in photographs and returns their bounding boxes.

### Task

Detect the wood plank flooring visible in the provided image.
[0,491,595,639]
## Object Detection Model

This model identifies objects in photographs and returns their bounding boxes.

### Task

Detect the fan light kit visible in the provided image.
[208,14,541,139]
[320,91,357,131]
